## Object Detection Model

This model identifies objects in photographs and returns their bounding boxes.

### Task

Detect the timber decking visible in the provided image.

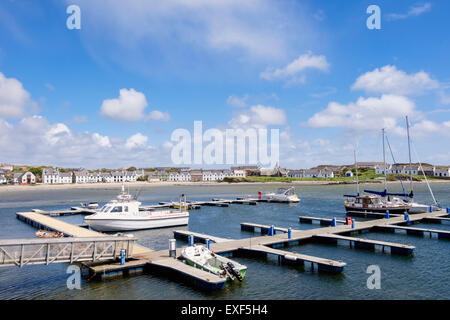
[16,211,152,256]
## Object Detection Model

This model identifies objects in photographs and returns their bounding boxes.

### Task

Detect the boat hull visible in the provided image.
[344,205,409,214]
[265,195,300,203]
[85,215,189,231]
[184,258,247,281]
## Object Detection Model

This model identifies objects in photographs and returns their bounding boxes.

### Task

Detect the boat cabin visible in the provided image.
[276,187,296,195]
[99,200,140,215]
[350,195,382,207]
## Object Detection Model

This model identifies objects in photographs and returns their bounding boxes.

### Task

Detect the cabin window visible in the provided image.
[124,206,129,212]
[110,206,123,213]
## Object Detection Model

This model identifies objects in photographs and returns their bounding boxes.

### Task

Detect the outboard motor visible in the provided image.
[220,264,235,281]
[227,262,243,282]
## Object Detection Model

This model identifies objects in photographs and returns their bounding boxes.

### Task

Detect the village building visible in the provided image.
[169,170,191,182]
[190,169,203,182]
[287,170,303,178]
[434,168,450,177]
[12,171,36,184]
[72,170,90,183]
[0,174,7,184]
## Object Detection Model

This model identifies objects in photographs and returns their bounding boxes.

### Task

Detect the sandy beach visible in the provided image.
[1,179,448,193]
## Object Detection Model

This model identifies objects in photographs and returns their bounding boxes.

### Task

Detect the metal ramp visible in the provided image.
[0,236,136,268]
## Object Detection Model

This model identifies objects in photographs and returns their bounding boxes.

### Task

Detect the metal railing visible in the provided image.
[0,236,136,267]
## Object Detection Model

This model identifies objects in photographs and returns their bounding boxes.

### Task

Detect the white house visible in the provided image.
[375,164,392,175]
[0,174,7,184]
[123,171,138,182]
[12,172,36,184]
[42,168,59,184]
[287,170,303,178]
[290,169,334,178]
[434,168,450,177]
[169,170,191,182]
[100,173,113,183]
[59,172,73,184]
[202,170,227,181]
[73,170,90,183]
[232,169,246,178]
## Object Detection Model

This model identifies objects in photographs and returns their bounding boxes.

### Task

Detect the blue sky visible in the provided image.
[0,0,449,169]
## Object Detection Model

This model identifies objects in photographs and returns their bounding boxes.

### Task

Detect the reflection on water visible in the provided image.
[0,182,449,299]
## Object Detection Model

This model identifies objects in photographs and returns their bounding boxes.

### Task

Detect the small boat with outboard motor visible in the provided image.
[264,186,300,203]
[84,185,189,231]
[181,244,247,282]
[80,202,99,209]
[35,230,64,238]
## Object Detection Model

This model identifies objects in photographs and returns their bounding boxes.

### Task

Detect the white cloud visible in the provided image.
[92,132,112,148]
[100,88,148,121]
[68,0,315,63]
[125,133,149,149]
[148,110,171,121]
[260,52,329,83]
[306,94,417,134]
[229,104,286,129]
[410,120,450,138]
[0,72,34,118]
[227,94,248,107]
[0,115,170,168]
[352,65,439,96]
[386,3,431,20]
[44,123,71,145]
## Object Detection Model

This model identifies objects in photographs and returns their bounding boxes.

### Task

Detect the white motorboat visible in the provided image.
[264,187,300,203]
[80,202,99,209]
[181,244,247,282]
[84,185,189,231]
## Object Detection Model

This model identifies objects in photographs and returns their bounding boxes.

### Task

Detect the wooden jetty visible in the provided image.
[4,207,449,291]
[299,216,346,226]
[141,197,262,211]
[346,210,401,219]
[31,208,96,217]
[312,234,415,255]
[240,221,415,255]
[16,211,152,256]
[240,222,289,234]
[173,230,231,243]
[373,225,450,239]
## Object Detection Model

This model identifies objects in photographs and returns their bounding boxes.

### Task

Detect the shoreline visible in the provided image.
[0,179,449,192]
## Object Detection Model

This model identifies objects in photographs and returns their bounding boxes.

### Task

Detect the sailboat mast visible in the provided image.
[406,116,413,194]
[382,128,387,192]
[354,149,360,195]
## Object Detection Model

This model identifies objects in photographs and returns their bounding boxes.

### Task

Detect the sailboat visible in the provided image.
[404,116,440,213]
[344,130,412,214]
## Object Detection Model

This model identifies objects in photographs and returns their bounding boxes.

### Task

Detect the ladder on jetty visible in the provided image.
[0,236,136,267]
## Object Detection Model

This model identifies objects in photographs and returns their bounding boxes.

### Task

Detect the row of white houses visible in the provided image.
[42,169,145,184]
[149,169,247,182]
[287,169,335,179]
[375,165,450,177]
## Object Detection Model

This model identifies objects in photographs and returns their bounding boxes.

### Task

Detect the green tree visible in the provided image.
[29,167,42,178]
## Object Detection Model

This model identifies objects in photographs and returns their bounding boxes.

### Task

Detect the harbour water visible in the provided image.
[0,182,449,299]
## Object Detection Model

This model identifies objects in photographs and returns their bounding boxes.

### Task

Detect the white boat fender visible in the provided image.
[284,254,297,261]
